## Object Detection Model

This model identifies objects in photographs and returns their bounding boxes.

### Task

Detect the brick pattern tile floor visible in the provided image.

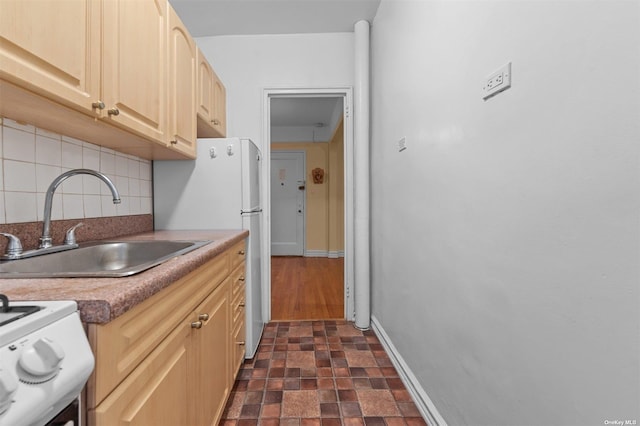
[220,321,428,426]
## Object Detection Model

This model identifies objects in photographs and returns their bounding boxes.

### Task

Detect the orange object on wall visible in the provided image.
[312,168,324,184]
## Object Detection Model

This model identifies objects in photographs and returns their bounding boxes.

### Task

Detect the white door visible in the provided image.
[271,151,305,256]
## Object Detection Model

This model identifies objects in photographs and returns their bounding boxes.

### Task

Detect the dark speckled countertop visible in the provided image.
[0,230,248,324]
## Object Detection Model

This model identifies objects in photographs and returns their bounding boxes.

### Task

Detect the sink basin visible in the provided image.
[0,240,212,278]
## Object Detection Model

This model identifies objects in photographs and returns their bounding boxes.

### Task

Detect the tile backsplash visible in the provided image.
[0,117,153,224]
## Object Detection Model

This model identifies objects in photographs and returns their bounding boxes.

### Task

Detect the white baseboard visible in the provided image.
[304,250,327,257]
[371,316,448,426]
[328,250,344,258]
[304,250,345,258]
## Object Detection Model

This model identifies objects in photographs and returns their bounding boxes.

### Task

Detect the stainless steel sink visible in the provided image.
[0,240,212,278]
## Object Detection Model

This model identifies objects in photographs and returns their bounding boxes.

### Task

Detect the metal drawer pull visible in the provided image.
[238,276,245,281]
[238,302,245,308]
[198,313,210,321]
[191,321,202,329]
[107,107,120,116]
[238,250,245,255]
[92,101,105,110]
[237,341,245,346]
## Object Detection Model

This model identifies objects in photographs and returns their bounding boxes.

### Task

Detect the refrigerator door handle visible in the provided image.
[241,208,263,215]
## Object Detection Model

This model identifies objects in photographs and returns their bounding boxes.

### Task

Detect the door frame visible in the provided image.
[270,150,306,256]
[262,87,354,322]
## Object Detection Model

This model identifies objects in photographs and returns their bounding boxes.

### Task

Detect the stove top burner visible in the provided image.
[0,294,42,327]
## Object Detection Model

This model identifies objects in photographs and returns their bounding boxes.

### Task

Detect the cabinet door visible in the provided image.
[0,0,100,113]
[211,70,227,137]
[167,6,197,157]
[189,278,231,426]
[90,321,191,426]
[196,48,226,138]
[102,0,167,144]
[197,48,214,123]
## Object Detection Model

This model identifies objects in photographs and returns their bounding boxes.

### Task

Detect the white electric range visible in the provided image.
[0,295,94,426]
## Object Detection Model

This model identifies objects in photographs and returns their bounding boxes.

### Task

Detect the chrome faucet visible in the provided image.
[39,169,121,249]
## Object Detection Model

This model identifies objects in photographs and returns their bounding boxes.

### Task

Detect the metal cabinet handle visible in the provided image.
[238,302,245,308]
[170,140,178,145]
[238,276,245,282]
[92,101,105,110]
[212,119,220,125]
[191,321,202,329]
[107,107,120,116]
[198,313,209,321]
[238,250,245,255]
[237,341,245,346]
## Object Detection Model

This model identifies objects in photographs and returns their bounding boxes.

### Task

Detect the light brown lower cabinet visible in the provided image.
[90,320,191,425]
[87,241,246,426]
[190,276,231,426]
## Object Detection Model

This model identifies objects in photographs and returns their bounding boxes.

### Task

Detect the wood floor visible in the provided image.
[271,256,344,321]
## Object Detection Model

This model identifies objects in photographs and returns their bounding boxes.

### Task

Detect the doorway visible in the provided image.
[262,88,354,323]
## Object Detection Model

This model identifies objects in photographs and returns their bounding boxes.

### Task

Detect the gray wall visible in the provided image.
[370,1,639,425]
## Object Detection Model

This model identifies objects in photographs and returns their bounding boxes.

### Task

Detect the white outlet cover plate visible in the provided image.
[398,137,407,152]
[483,62,511,100]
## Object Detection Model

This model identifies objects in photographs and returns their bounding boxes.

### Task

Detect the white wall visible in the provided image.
[196,33,354,321]
[370,1,639,426]
[195,33,354,151]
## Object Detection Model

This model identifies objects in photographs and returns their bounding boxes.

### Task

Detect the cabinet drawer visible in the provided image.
[232,286,245,327]
[230,263,246,299]
[231,318,245,377]
[230,264,245,326]
[230,240,246,269]
[87,251,230,406]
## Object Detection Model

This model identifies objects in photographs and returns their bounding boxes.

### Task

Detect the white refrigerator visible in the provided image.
[153,137,263,358]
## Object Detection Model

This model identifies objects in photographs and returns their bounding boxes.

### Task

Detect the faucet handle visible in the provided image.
[64,222,84,245]
[0,233,24,258]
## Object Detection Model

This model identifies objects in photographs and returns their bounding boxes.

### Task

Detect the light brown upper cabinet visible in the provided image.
[0,0,101,113]
[211,70,227,137]
[197,48,227,138]
[0,0,168,146]
[167,7,197,158]
[101,0,168,145]
[0,0,226,159]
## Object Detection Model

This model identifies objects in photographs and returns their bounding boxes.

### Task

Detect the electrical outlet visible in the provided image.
[483,62,511,100]
[398,137,407,152]
[487,73,503,90]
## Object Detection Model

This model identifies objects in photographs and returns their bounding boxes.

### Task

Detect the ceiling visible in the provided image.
[169,0,381,37]
[271,97,342,128]
[270,97,343,143]
[168,0,377,142]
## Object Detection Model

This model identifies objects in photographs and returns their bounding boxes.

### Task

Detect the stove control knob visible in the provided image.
[19,338,65,377]
[0,366,18,414]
